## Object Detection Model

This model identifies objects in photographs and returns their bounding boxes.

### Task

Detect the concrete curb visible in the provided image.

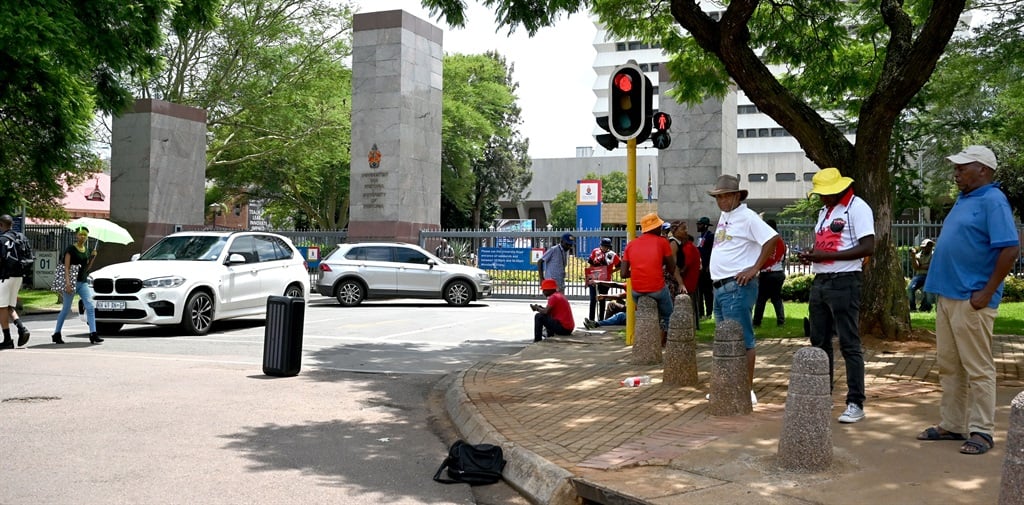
[445,366,577,505]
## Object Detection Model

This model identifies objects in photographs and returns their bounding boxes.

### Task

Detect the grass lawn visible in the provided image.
[689,301,1024,341]
[18,289,65,314]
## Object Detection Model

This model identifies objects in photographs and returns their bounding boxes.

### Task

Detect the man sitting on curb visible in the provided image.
[531,279,575,342]
[583,281,627,329]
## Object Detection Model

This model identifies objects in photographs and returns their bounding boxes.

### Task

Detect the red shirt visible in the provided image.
[545,292,574,329]
[623,233,672,293]
[680,241,701,293]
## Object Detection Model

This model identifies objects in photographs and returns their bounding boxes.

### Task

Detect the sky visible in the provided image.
[351,0,598,159]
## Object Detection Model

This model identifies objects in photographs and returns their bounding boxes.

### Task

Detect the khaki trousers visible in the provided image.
[935,296,998,437]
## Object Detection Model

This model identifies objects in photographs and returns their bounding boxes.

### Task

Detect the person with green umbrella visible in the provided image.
[52,226,101,344]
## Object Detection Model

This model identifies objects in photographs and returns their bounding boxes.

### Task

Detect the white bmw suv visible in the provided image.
[89,231,309,335]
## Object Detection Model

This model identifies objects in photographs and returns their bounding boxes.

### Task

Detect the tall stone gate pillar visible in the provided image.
[108,99,207,266]
[348,10,443,243]
[656,67,736,222]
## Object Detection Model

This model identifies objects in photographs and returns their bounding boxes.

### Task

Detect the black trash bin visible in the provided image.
[263,295,305,377]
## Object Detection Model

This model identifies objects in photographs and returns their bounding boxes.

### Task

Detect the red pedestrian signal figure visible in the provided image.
[651,112,672,150]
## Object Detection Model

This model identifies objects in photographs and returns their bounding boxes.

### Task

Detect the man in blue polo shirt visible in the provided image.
[916,145,1019,456]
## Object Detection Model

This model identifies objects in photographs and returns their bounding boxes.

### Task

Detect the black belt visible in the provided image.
[815,271,861,279]
[712,276,735,289]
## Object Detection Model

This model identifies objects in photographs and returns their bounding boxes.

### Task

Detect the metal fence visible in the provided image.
[421,222,1024,300]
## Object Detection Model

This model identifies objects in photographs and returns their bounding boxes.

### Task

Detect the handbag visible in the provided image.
[433,440,505,486]
[585,266,610,286]
[50,264,81,292]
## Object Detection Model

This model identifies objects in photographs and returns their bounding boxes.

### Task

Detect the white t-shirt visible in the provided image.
[811,193,875,274]
[709,203,778,281]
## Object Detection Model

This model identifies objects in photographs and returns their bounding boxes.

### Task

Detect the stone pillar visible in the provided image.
[1000,391,1024,505]
[109,99,207,266]
[655,66,736,223]
[664,294,698,386]
[778,347,833,472]
[709,319,751,416]
[631,296,662,365]
[348,10,443,243]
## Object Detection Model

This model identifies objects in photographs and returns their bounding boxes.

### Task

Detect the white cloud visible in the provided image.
[351,0,597,159]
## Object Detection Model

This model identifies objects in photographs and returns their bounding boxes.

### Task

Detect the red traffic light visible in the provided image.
[613,73,633,93]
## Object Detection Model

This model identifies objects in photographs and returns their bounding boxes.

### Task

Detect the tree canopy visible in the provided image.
[0,0,218,217]
[441,52,532,228]
[421,0,977,339]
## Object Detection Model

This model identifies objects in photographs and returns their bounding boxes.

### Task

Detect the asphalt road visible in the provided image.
[1,297,541,505]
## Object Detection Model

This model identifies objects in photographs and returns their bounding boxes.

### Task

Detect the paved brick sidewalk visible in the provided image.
[457,331,1023,504]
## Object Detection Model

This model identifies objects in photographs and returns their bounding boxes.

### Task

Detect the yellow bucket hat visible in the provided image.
[808,168,854,197]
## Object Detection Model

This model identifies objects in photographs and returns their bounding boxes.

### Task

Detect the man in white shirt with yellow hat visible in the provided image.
[799,168,875,424]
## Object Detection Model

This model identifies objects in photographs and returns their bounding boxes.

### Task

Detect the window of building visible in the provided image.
[746,129,757,138]
[709,11,722,21]
[628,41,648,50]
[616,42,626,51]
[775,173,797,182]
[737,105,759,114]
[803,172,817,181]
[737,129,746,138]
[758,128,769,137]
[771,128,789,137]
[748,173,769,182]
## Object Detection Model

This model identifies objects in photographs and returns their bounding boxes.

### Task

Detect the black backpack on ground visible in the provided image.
[433,440,505,486]
[0,230,33,279]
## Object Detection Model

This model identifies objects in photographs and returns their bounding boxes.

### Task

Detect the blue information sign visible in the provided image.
[477,247,534,271]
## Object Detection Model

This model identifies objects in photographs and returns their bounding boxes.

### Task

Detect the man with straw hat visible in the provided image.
[707,175,780,406]
[621,213,677,342]
[799,167,875,424]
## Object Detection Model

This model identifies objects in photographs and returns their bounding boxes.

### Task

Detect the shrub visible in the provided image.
[1003,274,1024,302]
[782,273,814,302]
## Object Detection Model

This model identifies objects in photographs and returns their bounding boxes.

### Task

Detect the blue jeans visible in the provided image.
[713,278,759,349]
[631,285,674,331]
[55,281,96,334]
[907,274,933,311]
[598,311,626,326]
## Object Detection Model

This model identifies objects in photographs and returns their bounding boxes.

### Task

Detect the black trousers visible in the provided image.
[588,283,610,320]
[808,272,865,408]
[534,313,571,342]
[753,270,786,326]
[696,269,713,318]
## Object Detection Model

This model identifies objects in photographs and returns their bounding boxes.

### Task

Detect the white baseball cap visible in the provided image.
[946,145,998,170]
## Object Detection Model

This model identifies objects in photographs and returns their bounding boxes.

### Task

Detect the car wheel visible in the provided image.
[444,280,473,306]
[335,280,364,307]
[284,283,305,299]
[181,290,214,335]
[96,322,123,335]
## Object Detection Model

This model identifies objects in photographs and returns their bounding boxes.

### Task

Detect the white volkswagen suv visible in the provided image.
[89,231,309,335]
[316,242,491,306]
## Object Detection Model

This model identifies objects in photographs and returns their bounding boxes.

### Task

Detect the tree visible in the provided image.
[132,0,354,229]
[423,0,972,340]
[0,0,218,217]
[549,190,577,229]
[441,52,532,228]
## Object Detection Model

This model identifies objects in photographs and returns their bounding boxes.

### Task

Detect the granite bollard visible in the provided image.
[778,346,833,472]
[631,296,662,365]
[1000,390,1024,505]
[663,294,698,386]
[709,319,751,416]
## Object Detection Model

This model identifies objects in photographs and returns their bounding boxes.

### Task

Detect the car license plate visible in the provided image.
[96,301,126,311]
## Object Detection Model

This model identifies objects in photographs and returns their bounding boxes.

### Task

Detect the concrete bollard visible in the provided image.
[999,391,1024,505]
[663,294,698,386]
[709,319,751,416]
[778,347,833,472]
[631,296,662,365]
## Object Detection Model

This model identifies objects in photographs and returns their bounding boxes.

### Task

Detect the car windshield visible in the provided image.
[139,235,227,261]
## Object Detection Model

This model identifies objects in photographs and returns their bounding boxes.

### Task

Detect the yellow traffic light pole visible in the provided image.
[625,138,637,345]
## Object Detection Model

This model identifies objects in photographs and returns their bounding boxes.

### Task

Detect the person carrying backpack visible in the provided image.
[0,214,34,349]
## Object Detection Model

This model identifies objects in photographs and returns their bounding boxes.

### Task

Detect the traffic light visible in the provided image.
[608,64,648,140]
[650,111,672,150]
[595,116,619,151]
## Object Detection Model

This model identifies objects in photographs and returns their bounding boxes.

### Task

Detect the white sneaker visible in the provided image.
[750,390,758,406]
[838,403,865,423]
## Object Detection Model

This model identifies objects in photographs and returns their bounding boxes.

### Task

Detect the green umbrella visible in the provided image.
[65,217,134,245]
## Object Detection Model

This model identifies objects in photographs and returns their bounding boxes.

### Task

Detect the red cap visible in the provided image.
[540,279,558,291]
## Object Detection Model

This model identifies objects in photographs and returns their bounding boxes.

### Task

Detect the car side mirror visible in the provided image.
[227,253,247,264]
[428,259,437,268]
[130,253,141,261]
